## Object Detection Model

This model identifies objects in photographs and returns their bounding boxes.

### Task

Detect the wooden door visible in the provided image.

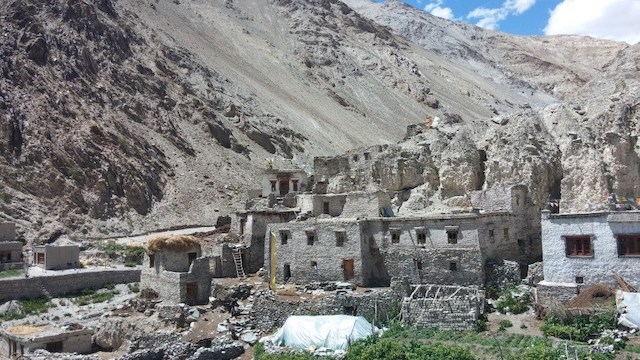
[343,259,354,280]
[279,180,289,196]
[186,282,197,302]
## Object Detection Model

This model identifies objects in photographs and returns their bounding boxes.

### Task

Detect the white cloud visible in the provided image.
[545,0,640,44]
[467,0,536,30]
[424,0,455,20]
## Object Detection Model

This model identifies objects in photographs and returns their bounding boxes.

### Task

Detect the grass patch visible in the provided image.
[103,242,145,266]
[75,290,114,306]
[0,266,22,278]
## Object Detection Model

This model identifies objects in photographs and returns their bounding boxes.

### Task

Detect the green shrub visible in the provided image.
[473,314,488,333]
[105,282,116,290]
[496,291,531,314]
[345,337,476,360]
[498,320,513,332]
[516,343,564,360]
[128,283,140,293]
[540,311,616,342]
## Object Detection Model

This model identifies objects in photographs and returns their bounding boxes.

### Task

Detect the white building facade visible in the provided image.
[538,211,640,302]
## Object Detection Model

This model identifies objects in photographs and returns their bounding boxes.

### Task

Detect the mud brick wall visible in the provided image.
[0,269,140,301]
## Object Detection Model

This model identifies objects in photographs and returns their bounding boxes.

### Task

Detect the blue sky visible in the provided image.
[388,0,640,44]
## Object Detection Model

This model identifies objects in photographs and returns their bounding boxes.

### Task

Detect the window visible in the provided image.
[335,232,345,247]
[352,154,359,161]
[292,179,299,192]
[391,229,401,243]
[270,180,277,192]
[188,252,197,265]
[415,260,423,270]
[618,234,640,256]
[449,262,458,271]
[148,254,155,268]
[280,230,289,245]
[311,261,317,268]
[364,152,371,160]
[565,236,592,257]
[239,218,246,235]
[0,251,11,263]
[488,229,495,241]
[447,230,458,244]
[503,228,509,240]
[323,202,330,214]
[307,231,316,245]
[575,276,584,284]
[416,231,426,244]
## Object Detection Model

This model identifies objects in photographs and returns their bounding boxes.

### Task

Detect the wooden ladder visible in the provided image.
[232,249,246,278]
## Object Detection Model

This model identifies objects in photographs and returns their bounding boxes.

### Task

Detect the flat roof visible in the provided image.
[1,324,92,343]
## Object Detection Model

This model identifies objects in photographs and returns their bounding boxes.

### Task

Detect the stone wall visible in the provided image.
[401,285,484,331]
[536,281,578,305]
[0,269,140,302]
[253,288,400,331]
[363,216,485,286]
[140,254,211,305]
[267,220,364,285]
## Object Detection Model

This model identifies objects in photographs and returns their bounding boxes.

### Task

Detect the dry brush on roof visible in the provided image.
[146,235,200,252]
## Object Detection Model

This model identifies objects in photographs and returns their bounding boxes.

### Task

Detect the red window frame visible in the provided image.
[565,236,592,257]
[617,234,640,256]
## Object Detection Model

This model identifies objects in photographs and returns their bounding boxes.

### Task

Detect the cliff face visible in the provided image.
[1,0,638,242]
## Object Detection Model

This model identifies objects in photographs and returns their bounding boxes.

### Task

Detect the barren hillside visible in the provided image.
[1,0,638,243]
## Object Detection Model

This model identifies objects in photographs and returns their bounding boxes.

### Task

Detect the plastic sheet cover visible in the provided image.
[618,291,640,329]
[262,315,379,350]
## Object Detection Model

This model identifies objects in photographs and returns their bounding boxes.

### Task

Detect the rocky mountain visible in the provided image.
[1,0,638,243]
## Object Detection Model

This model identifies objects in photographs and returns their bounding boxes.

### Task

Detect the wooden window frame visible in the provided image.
[335,232,346,247]
[617,234,640,256]
[416,230,427,244]
[565,235,593,257]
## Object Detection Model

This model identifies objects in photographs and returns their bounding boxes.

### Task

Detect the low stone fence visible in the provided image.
[401,284,484,331]
[535,281,579,306]
[0,269,140,302]
[253,288,401,331]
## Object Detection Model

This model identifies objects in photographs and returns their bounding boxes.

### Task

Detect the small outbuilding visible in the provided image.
[32,244,80,270]
[140,235,211,305]
[1,324,93,357]
[0,222,23,271]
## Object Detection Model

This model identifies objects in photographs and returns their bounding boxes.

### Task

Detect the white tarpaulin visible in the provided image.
[618,291,640,329]
[261,315,379,350]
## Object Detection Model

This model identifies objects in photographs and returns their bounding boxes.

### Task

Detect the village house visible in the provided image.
[537,210,640,303]
[32,244,80,270]
[261,168,308,197]
[264,183,538,288]
[0,222,23,271]
[140,235,211,304]
[1,324,93,357]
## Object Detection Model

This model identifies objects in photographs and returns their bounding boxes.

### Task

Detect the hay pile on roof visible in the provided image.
[567,284,616,308]
[146,235,200,252]
[7,325,48,335]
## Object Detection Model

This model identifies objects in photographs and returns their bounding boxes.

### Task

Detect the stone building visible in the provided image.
[266,206,528,287]
[140,236,211,304]
[538,211,640,303]
[1,324,93,357]
[261,168,308,197]
[32,244,80,270]
[0,222,22,271]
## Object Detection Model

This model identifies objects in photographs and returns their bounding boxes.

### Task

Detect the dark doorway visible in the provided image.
[46,341,64,353]
[343,259,354,280]
[323,202,330,214]
[186,282,198,302]
[284,263,291,281]
[188,252,197,266]
[279,180,289,196]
